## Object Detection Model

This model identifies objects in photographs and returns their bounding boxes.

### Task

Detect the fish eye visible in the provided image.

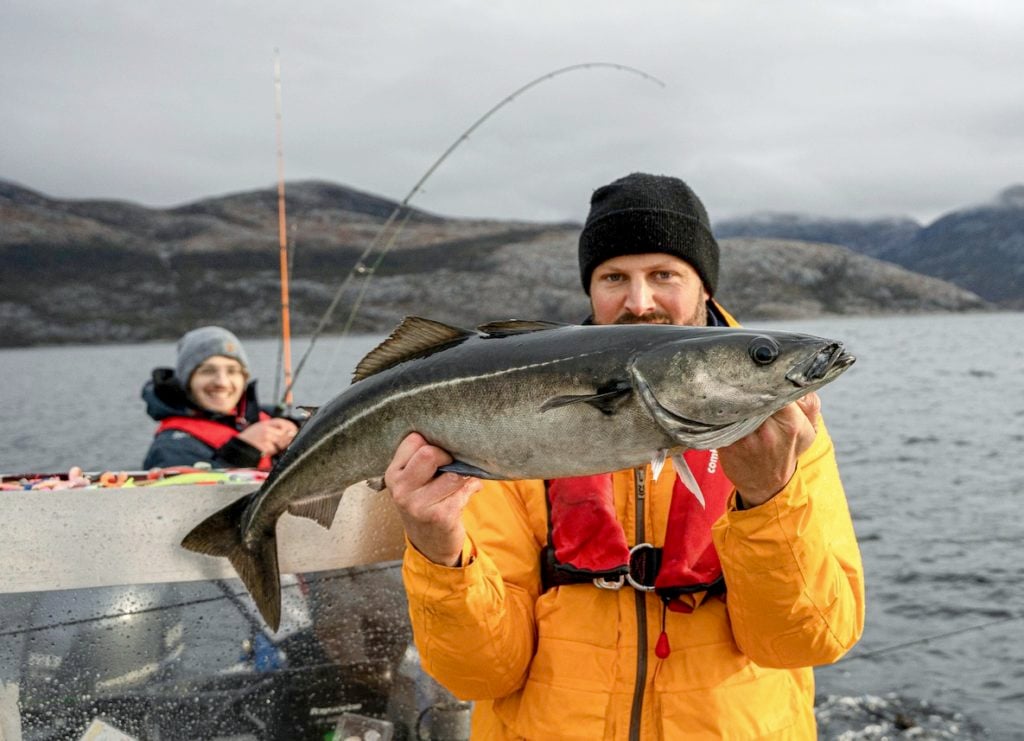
[748,336,780,366]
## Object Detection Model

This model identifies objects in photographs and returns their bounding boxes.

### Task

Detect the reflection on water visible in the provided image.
[2,313,1023,738]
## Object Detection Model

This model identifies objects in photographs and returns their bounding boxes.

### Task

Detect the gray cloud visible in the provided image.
[2,0,1022,225]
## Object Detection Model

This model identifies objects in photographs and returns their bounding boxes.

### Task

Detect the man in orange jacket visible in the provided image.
[385,173,865,739]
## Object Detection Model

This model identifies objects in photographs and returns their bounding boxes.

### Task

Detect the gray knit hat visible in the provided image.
[578,173,720,295]
[175,326,250,384]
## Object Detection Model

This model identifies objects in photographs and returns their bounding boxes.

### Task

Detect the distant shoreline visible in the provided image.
[4,179,1011,348]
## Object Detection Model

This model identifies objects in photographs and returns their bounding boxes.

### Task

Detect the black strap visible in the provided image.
[539,545,628,592]
[540,544,726,598]
[539,545,662,591]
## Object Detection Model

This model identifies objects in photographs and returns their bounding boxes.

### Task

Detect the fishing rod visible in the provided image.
[273,48,295,407]
[278,61,666,405]
[274,220,299,406]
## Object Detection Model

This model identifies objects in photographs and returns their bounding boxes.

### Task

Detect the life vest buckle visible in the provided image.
[592,575,626,590]
[588,543,660,591]
[626,542,659,592]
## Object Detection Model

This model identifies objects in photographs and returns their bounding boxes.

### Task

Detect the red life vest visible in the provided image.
[157,412,273,471]
[545,449,733,599]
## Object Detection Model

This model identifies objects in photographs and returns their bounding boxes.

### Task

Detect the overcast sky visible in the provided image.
[2,0,1022,224]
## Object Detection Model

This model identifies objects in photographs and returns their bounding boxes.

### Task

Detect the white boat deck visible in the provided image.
[0,481,405,595]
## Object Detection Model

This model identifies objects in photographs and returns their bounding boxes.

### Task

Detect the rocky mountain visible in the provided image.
[0,179,992,347]
[878,186,1024,306]
[715,186,1024,308]
[716,214,922,259]
[714,238,985,318]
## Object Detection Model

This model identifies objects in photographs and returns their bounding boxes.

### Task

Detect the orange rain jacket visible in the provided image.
[402,311,865,740]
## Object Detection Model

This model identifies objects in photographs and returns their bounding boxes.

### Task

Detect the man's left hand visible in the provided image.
[717,392,821,507]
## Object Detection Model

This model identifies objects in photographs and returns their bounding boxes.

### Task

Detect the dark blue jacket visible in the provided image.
[141,368,268,470]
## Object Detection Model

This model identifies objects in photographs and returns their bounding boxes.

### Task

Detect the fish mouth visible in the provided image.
[786,342,856,388]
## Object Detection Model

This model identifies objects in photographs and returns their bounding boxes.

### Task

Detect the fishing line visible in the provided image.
[837,612,1023,662]
[6,578,1017,661]
[314,207,415,394]
[0,567,389,639]
[278,61,666,405]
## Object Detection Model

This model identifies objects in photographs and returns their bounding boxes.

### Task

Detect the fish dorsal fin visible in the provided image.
[353,316,475,382]
[477,319,568,337]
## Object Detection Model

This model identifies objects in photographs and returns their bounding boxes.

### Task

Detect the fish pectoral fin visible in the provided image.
[670,451,707,509]
[437,461,504,480]
[287,494,343,529]
[540,379,632,416]
[650,449,668,481]
[477,319,568,337]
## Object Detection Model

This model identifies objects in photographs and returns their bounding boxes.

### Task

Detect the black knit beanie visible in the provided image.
[578,173,720,295]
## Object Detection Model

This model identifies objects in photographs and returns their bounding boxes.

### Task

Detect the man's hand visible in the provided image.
[384,432,482,566]
[717,392,821,507]
[236,418,299,456]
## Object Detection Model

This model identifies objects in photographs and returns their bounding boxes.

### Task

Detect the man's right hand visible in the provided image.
[384,432,482,567]
[236,418,298,456]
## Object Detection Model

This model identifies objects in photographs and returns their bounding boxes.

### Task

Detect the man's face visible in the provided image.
[188,355,248,415]
[589,253,709,327]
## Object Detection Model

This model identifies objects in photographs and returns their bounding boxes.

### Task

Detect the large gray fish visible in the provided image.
[182,316,855,629]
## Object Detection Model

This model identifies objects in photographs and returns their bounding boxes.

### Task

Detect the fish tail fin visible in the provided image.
[232,532,282,632]
[181,496,283,631]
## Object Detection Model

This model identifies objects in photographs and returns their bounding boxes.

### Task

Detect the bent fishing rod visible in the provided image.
[277,61,665,406]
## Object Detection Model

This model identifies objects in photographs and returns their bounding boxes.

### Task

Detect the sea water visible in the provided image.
[1,312,1022,738]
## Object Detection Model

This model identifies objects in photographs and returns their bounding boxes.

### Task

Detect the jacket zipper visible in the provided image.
[628,467,647,741]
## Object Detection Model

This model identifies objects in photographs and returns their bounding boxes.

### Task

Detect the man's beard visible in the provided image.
[612,301,708,328]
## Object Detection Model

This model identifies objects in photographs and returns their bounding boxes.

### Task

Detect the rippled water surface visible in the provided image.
[2,312,1023,738]
[753,312,1024,739]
